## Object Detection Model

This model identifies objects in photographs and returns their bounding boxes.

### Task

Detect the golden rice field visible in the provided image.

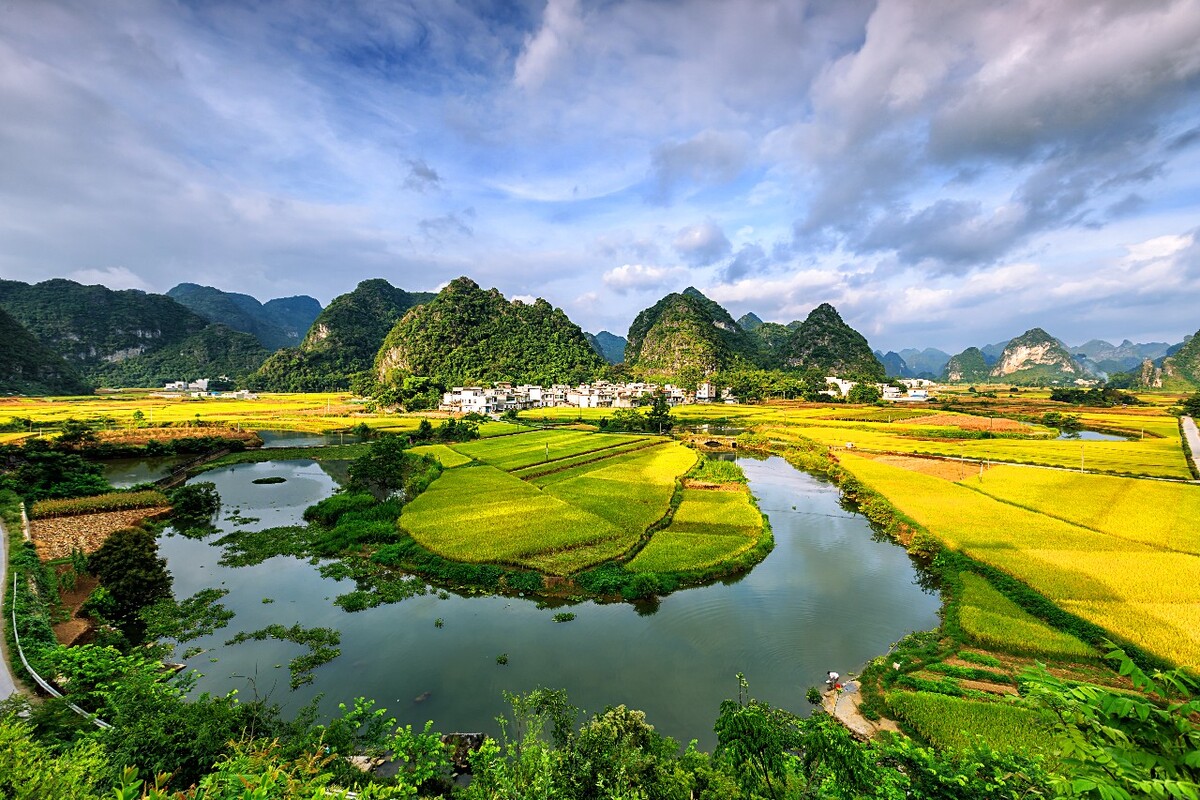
[838,453,1200,668]
[400,433,698,575]
[628,487,763,573]
[962,466,1200,555]
[766,423,1190,479]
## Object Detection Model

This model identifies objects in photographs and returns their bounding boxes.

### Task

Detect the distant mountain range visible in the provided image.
[1,273,1195,395]
[167,283,321,351]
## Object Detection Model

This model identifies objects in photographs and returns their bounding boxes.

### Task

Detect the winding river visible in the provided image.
[157,452,939,749]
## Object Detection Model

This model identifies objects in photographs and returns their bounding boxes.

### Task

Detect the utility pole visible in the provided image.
[1080,444,1085,473]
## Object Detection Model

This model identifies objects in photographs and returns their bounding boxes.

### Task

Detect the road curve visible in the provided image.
[0,514,20,700]
[1184,416,1200,478]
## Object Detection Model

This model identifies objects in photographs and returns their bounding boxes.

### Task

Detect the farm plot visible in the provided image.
[957,573,1094,659]
[628,487,763,573]
[962,466,1200,555]
[408,444,473,468]
[780,423,1190,479]
[451,429,649,471]
[886,692,1053,754]
[400,436,698,575]
[838,453,1200,668]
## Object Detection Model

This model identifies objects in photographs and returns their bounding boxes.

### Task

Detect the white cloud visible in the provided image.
[673,220,731,266]
[602,264,688,294]
[66,266,150,291]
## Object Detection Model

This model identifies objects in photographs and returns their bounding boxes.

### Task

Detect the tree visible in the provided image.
[0,439,110,502]
[348,434,440,499]
[847,383,882,404]
[1182,391,1200,417]
[645,391,673,433]
[87,527,172,640]
[1022,646,1200,800]
[714,673,802,798]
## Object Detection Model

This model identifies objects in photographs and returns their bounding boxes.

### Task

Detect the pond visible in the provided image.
[103,455,189,488]
[159,454,940,750]
[255,430,358,449]
[1055,429,1130,441]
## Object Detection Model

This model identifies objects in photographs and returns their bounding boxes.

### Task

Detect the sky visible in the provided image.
[2,0,1200,354]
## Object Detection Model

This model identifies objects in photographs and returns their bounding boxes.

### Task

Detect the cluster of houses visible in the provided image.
[823,377,935,402]
[440,377,938,414]
[440,381,738,415]
[157,378,257,400]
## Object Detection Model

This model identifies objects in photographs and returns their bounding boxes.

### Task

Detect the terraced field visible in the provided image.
[838,452,1200,668]
[956,573,1094,659]
[401,430,697,574]
[628,487,763,573]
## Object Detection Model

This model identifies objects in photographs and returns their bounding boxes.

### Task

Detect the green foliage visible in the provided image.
[141,588,235,645]
[1022,646,1200,800]
[252,278,435,391]
[303,492,378,526]
[87,527,173,640]
[347,435,442,499]
[0,438,111,502]
[714,673,803,797]
[689,457,747,484]
[1050,386,1146,406]
[375,277,606,387]
[886,691,1052,754]
[1041,410,1083,433]
[46,644,165,716]
[1182,391,1200,417]
[0,305,90,395]
[225,624,342,690]
[848,382,884,404]
[0,715,110,799]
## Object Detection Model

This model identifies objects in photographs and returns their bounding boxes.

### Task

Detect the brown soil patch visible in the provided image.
[31,507,171,560]
[958,679,1019,696]
[682,479,745,491]
[908,413,1032,432]
[52,571,99,646]
[856,453,994,481]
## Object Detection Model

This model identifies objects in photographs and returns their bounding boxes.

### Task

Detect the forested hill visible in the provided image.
[0,306,90,395]
[252,279,436,391]
[375,277,605,386]
[0,279,270,387]
[167,283,321,351]
[624,287,761,378]
[781,303,885,380]
[586,331,627,364]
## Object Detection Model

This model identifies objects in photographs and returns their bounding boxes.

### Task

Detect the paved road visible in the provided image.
[1184,416,1200,478]
[0,514,20,700]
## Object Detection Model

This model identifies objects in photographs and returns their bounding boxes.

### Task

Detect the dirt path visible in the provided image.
[821,682,899,740]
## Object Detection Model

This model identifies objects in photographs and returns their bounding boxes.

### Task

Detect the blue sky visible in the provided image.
[2,0,1199,353]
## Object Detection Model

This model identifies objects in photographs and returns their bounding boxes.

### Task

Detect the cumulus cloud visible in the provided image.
[673,220,731,266]
[602,264,688,294]
[721,243,770,282]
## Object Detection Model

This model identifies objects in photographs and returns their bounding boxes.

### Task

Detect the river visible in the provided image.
[157,453,939,749]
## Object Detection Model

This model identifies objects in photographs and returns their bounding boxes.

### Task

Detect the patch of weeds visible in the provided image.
[225,623,341,690]
[552,612,576,623]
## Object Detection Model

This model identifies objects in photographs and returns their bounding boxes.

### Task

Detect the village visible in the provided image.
[439,377,936,415]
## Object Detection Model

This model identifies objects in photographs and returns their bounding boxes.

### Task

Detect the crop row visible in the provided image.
[838,453,1200,668]
[956,573,1094,658]
[31,490,170,519]
[885,691,1052,753]
[408,444,473,468]
[628,487,763,573]
[961,465,1200,555]
[510,439,661,480]
[452,429,647,471]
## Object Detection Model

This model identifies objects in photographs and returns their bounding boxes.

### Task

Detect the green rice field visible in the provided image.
[956,573,1094,659]
[886,691,1054,753]
[628,487,763,573]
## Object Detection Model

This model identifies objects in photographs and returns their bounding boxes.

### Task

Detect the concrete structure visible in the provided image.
[440,381,706,414]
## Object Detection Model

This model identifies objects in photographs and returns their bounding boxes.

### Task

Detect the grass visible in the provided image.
[688,457,747,484]
[886,691,1054,754]
[409,444,473,468]
[201,443,370,469]
[838,452,1200,668]
[957,573,1094,659]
